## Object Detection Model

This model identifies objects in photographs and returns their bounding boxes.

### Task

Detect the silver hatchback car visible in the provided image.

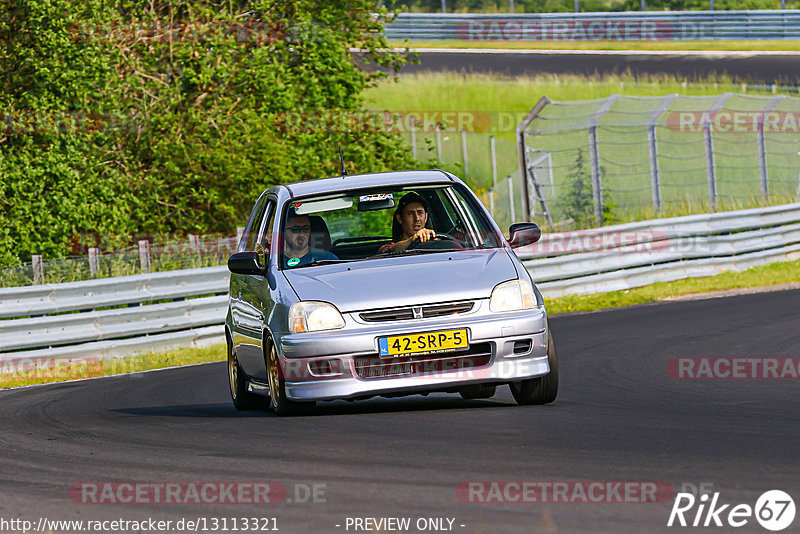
[226,170,557,415]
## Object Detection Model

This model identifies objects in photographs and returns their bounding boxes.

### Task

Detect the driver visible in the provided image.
[379,191,436,254]
[282,209,338,268]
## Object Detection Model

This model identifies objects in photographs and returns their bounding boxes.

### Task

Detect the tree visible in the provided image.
[0,0,415,264]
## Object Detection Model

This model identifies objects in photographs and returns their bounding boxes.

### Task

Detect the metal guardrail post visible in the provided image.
[758,95,786,200]
[588,94,620,227]
[647,94,677,214]
[516,96,552,222]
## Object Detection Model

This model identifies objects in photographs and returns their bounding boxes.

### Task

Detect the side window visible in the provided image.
[241,196,268,252]
[257,200,277,255]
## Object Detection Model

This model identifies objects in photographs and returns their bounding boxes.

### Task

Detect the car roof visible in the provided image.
[280,170,456,198]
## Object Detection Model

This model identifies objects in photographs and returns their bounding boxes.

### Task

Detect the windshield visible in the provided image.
[278,185,501,269]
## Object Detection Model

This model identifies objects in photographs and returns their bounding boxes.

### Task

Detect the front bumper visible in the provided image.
[278,300,549,402]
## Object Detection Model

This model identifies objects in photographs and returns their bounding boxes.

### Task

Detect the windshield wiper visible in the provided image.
[291,259,360,268]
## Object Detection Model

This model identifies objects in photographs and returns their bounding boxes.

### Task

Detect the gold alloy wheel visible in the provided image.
[228,348,239,400]
[267,343,281,408]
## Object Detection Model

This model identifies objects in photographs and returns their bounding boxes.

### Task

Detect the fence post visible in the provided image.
[138,240,151,273]
[32,255,44,285]
[88,247,99,277]
[189,234,201,265]
[647,127,661,213]
[236,226,245,249]
[587,94,619,227]
[516,96,553,222]
[461,129,469,179]
[647,94,676,213]
[588,127,604,226]
[704,93,732,211]
[796,166,800,201]
[490,135,497,216]
[758,95,785,200]
[435,123,442,163]
[703,120,717,210]
[410,116,417,159]
[508,176,516,222]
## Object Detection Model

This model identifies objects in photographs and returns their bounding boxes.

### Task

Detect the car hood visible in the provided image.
[282,250,518,313]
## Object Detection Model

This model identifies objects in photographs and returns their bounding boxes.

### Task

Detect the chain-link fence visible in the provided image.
[0,235,238,288]
[517,93,800,229]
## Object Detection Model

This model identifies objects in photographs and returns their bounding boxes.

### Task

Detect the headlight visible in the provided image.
[289,301,345,333]
[489,279,538,312]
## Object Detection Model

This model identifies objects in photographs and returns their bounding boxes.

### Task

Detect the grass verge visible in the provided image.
[0,344,225,389]
[365,72,787,129]
[390,40,800,52]
[545,258,800,314]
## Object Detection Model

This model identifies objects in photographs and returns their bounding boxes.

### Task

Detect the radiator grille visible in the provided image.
[354,342,492,379]
[359,301,474,323]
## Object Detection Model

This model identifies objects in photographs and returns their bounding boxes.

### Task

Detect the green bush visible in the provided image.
[0,0,415,266]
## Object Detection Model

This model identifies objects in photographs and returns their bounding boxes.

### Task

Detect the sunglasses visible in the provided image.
[287,225,311,233]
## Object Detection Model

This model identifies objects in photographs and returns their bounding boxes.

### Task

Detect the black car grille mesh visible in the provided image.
[359,301,474,323]
[354,342,492,380]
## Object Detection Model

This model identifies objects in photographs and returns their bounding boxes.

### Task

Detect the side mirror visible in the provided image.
[508,222,541,248]
[228,251,267,276]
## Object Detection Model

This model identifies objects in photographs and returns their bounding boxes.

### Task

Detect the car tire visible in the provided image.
[510,325,559,406]
[459,385,497,399]
[266,340,315,417]
[228,340,263,411]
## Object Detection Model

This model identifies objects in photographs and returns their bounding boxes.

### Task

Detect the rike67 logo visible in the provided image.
[668,490,795,531]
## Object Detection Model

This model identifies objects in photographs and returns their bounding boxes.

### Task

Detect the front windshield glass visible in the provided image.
[278,185,501,269]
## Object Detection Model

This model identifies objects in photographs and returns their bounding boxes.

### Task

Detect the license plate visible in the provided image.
[378,329,469,358]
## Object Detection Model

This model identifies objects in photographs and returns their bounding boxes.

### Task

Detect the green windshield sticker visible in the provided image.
[287,257,300,267]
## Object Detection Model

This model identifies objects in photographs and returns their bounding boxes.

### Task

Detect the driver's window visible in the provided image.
[242,196,268,252]
[256,200,276,256]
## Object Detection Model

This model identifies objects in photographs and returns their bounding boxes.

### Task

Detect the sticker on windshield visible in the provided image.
[359,193,393,202]
[287,257,300,267]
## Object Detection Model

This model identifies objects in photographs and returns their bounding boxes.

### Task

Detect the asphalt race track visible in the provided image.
[1,289,799,533]
[398,49,800,85]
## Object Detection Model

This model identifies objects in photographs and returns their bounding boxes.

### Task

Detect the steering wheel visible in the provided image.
[407,233,465,251]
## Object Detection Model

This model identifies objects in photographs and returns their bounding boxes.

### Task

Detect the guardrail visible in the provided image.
[0,266,229,364]
[520,202,800,297]
[384,11,800,41]
[1,202,798,365]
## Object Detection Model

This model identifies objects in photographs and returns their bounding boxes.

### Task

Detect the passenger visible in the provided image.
[282,210,338,268]
[379,192,436,254]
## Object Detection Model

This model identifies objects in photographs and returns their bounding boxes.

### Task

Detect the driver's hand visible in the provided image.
[414,228,436,243]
